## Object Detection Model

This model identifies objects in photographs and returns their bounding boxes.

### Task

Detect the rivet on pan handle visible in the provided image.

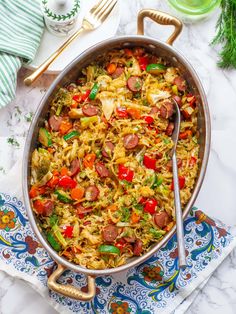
[137,9,183,45]
[48,264,96,301]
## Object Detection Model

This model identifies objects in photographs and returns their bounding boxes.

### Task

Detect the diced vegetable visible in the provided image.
[56,103,63,116]
[144,198,158,214]
[107,63,117,74]
[142,115,154,124]
[118,207,131,222]
[89,83,99,100]
[127,107,141,119]
[54,190,73,203]
[38,128,52,147]
[138,56,148,71]
[149,228,166,239]
[179,130,192,140]
[63,226,74,238]
[50,214,58,226]
[83,153,96,169]
[60,167,68,176]
[170,176,185,190]
[63,130,80,141]
[172,85,178,95]
[47,232,61,251]
[131,211,140,224]
[71,187,85,200]
[189,156,197,167]
[146,63,166,74]
[143,155,156,170]
[98,244,120,255]
[118,164,134,182]
[29,186,46,198]
[80,116,98,127]
[52,225,67,247]
[58,176,77,189]
[116,107,128,118]
[59,120,72,135]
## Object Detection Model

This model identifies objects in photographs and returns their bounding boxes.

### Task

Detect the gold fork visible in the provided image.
[24,0,118,86]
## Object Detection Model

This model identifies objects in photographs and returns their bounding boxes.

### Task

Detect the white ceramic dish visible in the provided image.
[25,0,120,74]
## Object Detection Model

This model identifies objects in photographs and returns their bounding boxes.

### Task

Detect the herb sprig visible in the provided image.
[211,0,236,68]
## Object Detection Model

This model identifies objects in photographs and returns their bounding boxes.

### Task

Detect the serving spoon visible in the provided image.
[171,99,187,269]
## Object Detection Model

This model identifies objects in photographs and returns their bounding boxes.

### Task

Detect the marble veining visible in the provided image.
[0,0,236,313]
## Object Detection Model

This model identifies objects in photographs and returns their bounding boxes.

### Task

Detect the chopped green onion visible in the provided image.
[47,232,61,251]
[54,190,73,203]
[89,83,99,100]
[52,225,67,247]
[38,128,52,147]
[63,130,80,141]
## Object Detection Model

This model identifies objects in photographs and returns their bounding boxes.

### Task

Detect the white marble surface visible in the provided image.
[0,0,236,313]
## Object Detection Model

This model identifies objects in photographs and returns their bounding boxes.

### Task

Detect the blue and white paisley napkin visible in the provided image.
[0,0,44,108]
[0,160,236,314]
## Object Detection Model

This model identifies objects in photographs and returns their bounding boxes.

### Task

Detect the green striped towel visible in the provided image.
[0,0,44,108]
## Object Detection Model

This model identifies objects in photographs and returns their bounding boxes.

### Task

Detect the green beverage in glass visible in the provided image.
[168,0,220,17]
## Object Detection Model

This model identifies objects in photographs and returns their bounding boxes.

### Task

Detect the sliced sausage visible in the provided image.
[127,76,142,92]
[82,104,99,117]
[49,115,63,131]
[70,158,80,177]
[85,185,99,201]
[66,83,77,92]
[159,101,174,119]
[154,211,170,229]
[76,204,93,215]
[173,76,187,92]
[95,162,109,178]
[133,239,143,256]
[173,95,182,107]
[123,134,139,149]
[102,141,115,158]
[102,225,118,243]
[149,106,158,115]
[166,122,175,136]
[112,67,124,79]
[124,236,136,243]
[166,158,182,171]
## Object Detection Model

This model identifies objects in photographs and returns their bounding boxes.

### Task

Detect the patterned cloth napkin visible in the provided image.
[0,0,44,108]
[0,161,236,314]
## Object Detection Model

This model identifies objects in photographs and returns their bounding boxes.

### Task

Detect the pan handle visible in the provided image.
[137,9,183,45]
[48,264,96,301]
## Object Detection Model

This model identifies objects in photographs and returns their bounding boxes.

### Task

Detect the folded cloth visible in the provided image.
[0,159,236,314]
[0,0,44,108]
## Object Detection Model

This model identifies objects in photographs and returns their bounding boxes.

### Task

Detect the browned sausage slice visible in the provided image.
[102,141,115,158]
[166,158,182,171]
[43,200,54,216]
[149,106,158,115]
[154,211,170,229]
[123,134,139,149]
[166,122,175,136]
[127,76,142,92]
[49,115,63,131]
[82,104,99,117]
[85,185,99,201]
[159,101,174,119]
[95,162,109,178]
[173,76,187,92]
[70,158,80,177]
[76,205,93,215]
[133,239,143,256]
[102,225,118,243]
[112,67,124,79]
[173,95,182,107]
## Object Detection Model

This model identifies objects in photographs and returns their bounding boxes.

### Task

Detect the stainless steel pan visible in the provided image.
[23,9,211,301]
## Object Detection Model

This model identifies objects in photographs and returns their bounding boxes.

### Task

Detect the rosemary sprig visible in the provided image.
[211,0,236,68]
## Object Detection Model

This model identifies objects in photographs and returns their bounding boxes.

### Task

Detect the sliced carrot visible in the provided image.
[71,100,78,109]
[107,63,117,74]
[131,211,140,224]
[71,187,85,200]
[29,186,46,198]
[61,167,69,176]
[47,175,59,188]
[179,130,192,140]
[47,147,55,154]
[127,108,141,119]
[83,153,96,169]
[107,204,118,212]
[59,120,72,135]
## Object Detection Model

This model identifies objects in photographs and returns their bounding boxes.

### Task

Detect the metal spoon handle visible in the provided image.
[172,151,187,268]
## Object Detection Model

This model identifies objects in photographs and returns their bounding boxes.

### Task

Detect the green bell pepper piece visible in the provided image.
[50,214,58,226]
[52,225,67,247]
[98,244,120,255]
[47,232,61,251]
[54,190,73,203]
[149,227,166,239]
[63,130,80,141]
[89,83,99,100]
[146,63,167,74]
[38,128,52,147]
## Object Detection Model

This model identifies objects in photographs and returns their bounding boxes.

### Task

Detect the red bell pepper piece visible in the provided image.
[144,198,158,214]
[142,116,154,124]
[138,56,148,71]
[118,164,134,182]
[63,226,74,238]
[143,155,156,170]
[72,90,91,103]
[189,156,197,167]
[139,197,147,204]
[115,239,127,252]
[58,176,77,189]
[29,186,46,198]
[171,176,185,191]
[116,107,128,118]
